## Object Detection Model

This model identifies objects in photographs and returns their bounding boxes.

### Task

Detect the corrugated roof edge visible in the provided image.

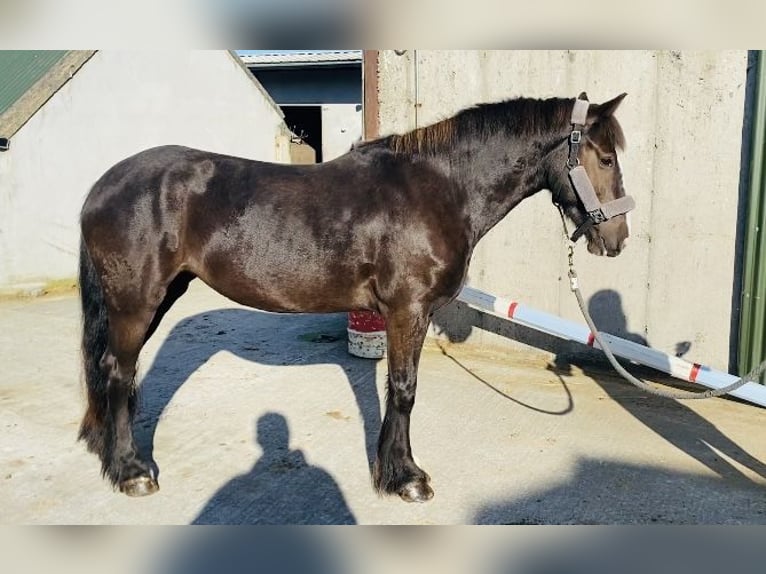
[241,50,362,67]
[0,51,96,140]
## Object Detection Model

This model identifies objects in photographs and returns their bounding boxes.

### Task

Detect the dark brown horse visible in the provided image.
[78,93,630,503]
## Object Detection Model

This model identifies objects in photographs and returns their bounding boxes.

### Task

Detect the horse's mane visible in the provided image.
[359,96,625,155]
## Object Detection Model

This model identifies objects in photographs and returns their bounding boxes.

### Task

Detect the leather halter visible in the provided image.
[566,95,635,242]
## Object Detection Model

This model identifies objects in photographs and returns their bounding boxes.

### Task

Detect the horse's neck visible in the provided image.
[445,131,564,245]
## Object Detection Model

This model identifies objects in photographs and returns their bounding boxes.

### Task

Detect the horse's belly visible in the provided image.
[195,263,374,314]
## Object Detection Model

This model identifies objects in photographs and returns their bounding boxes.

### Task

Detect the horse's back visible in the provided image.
[80,144,468,315]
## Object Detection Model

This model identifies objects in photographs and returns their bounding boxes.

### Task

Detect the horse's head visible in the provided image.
[549,92,632,257]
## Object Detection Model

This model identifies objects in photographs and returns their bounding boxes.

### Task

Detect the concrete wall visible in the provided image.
[0,50,291,290]
[321,103,362,160]
[290,140,316,164]
[375,50,749,370]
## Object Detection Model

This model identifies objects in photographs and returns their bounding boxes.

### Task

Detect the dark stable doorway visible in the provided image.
[282,105,323,163]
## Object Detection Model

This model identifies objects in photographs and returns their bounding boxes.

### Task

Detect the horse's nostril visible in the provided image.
[606,240,626,257]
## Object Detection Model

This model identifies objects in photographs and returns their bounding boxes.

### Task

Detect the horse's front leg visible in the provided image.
[373,306,434,502]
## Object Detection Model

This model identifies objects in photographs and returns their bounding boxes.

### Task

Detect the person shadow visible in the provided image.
[549,288,766,485]
[130,307,381,522]
[193,412,356,524]
[155,511,350,573]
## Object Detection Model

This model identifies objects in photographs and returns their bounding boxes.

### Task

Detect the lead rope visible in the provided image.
[556,207,766,399]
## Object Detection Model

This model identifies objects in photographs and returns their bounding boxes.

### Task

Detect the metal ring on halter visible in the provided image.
[569,219,594,242]
[567,129,583,170]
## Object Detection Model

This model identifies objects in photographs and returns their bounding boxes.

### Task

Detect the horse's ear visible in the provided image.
[578,91,589,100]
[597,93,627,118]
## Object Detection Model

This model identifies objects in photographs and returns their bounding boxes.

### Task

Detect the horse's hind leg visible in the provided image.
[80,270,191,496]
[373,305,434,502]
[100,309,160,496]
[78,241,159,495]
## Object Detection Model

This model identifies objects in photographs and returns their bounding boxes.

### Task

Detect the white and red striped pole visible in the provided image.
[457,285,766,409]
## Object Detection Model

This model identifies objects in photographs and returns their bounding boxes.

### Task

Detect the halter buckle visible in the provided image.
[588,208,608,224]
[570,130,582,144]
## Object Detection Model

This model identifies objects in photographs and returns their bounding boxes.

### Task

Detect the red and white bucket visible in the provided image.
[347,311,387,358]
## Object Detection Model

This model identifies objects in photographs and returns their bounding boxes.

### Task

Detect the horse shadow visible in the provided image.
[432,288,766,490]
[131,307,382,510]
[193,412,356,524]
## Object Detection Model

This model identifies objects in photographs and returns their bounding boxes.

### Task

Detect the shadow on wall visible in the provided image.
[193,412,356,524]
[131,308,379,523]
[432,297,585,355]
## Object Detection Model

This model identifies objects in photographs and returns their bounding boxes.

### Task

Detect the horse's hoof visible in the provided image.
[398,479,434,503]
[120,476,159,497]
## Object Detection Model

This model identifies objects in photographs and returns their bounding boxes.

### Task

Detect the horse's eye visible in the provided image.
[600,157,614,168]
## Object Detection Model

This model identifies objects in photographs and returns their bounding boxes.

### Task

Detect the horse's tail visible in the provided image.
[77,237,111,462]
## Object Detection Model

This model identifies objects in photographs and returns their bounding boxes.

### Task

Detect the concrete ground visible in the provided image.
[2,281,766,525]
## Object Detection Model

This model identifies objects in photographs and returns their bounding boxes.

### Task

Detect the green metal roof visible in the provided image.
[0,50,94,139]
[0,51,67,117]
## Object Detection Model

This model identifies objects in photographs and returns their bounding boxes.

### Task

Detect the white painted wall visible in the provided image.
[0,50,291,289]
[376,50,748,370]
[321,103,363,160]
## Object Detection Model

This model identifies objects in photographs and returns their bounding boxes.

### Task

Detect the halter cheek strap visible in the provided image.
[567,95,635,242]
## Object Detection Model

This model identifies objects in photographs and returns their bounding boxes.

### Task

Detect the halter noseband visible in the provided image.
[565,95,635,243]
